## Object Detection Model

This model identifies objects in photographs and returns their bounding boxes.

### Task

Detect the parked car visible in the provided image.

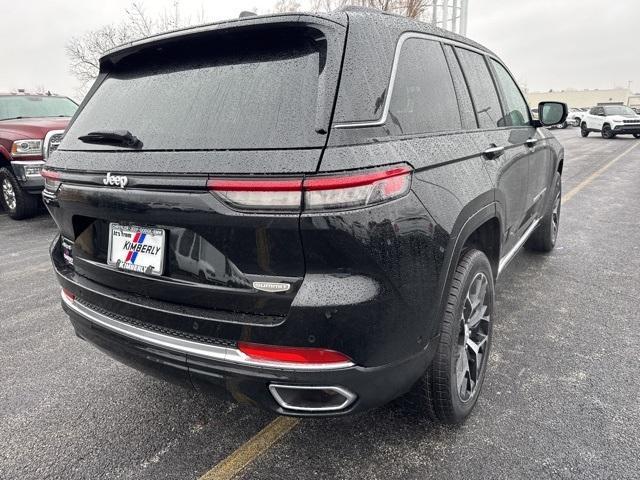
[573,108,591,127]
[44,8,567,423]
[0,92,77,219]
[566,107,585,127]
[580,105,640,138]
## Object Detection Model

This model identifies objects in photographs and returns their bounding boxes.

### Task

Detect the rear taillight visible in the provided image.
[238,341,352,365]
[207,178,303,210]
[207,165,412,211]
[41,169,61,193]
[303,166,411,210]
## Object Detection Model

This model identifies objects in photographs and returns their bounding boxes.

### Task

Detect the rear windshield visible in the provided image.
[0,96,77,121]
[63,27,333,151]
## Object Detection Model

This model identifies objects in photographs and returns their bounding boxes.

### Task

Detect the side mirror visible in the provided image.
[537,101,568,127]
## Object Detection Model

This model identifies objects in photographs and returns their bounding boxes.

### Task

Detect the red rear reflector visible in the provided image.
[238,342,352,364]
[62,288,75,301]
[41,169,61,180]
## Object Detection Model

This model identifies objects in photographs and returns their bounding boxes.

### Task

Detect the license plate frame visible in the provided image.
[107,223,166,276]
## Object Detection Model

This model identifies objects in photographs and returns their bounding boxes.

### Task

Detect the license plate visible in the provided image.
[107,223,166,276]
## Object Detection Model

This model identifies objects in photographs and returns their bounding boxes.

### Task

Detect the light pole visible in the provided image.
[425,0,469,36]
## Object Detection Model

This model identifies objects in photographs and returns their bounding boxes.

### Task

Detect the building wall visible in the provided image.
[526,88,639,109]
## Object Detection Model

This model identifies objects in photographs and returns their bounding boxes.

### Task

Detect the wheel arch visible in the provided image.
[461,217,501,279]
[0,146,12,171]
[427,202,501,341]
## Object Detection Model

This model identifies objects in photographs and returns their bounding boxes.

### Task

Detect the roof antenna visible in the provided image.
[239,11,257,18]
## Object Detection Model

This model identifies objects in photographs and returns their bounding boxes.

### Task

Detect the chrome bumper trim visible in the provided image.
[497,217,541,277]
[61,291,354,371]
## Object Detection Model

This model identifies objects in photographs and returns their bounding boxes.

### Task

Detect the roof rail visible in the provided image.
[337,6,384,14]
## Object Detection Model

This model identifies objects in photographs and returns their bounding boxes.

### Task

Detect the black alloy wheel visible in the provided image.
[580,123,589,137]
[602,124,615,139]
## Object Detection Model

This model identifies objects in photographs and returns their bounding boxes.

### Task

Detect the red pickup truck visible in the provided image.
[0,92,77,219]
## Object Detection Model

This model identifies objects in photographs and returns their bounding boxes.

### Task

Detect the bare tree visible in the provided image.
[67,0,430,96]
[66,1,209,95]
[307,0,426,18]
[274,0,302,12]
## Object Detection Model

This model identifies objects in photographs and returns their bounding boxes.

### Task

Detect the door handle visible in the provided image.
[525,138,538,148]
[482,145,505,160]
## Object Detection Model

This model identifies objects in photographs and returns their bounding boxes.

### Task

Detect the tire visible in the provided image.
[0,168,39,220]
[526,173,561,252]
[559,121,568,129]
[580,123,589,137]
[602,124,615,139]
[574,118,581,127]
[416,249,494,424]
[634,133,640,139]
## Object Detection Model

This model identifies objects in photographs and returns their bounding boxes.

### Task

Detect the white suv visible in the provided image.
[566,107,588,127]
[581,105,640,139]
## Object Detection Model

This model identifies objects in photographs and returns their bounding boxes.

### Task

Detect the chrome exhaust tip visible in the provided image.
[268,384,357,412]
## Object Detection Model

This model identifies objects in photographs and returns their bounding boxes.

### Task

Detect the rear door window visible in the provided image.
[490,60,530,127]
[442,45,477,130]
[455,48,503,129]
[63,27,335,151]
[387,38,462,135]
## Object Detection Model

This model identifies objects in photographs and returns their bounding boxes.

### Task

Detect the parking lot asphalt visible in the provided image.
[1,128,639,480]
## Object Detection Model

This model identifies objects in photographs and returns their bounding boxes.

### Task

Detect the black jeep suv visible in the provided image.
[44,8,566,423]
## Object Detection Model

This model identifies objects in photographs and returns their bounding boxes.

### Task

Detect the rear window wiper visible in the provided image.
[78,130,142,149]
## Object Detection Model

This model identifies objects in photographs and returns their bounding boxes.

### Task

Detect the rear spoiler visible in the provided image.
[100,13,347,67]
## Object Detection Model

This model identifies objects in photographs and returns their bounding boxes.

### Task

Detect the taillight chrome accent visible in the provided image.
[41,169,61,193]
[207,165,412,211]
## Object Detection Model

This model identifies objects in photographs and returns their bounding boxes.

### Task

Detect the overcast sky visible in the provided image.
[1,0,638,100]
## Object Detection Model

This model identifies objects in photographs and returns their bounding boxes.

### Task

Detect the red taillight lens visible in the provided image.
[303,166,412,210]
[207,178,302,210]
[207,165,412,211]
[238,341,352,365]
[41,169,61,192]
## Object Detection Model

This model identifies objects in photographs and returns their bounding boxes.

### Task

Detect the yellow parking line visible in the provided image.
[563,142,639,203]
[198,140,638,480]
[198,416,300,480]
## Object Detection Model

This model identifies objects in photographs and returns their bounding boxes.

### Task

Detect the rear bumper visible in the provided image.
[62,291,437,416]
[11,160,45,192]
[46,178,442,415]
